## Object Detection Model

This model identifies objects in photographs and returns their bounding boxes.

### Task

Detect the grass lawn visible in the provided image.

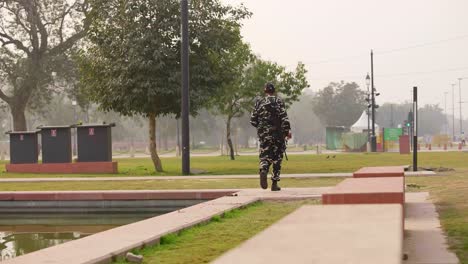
[1,151,466,178]
[114,200,319,264]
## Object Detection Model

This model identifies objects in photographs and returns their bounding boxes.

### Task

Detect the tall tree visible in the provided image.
[0,0,90,131]
[79,0,250,172]
[312,81,366,127]
[212,40,309,160]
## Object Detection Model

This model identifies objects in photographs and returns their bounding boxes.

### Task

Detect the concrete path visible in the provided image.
[0,171,434,183]
[213,204,404,264]
[1,187,327,264]
[213,192,459,264]
[404,192,459,264]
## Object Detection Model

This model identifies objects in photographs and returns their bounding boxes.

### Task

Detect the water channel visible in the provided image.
[0,212,160,261]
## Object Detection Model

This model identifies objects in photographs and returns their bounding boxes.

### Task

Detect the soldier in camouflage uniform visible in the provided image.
[250,83,291,191]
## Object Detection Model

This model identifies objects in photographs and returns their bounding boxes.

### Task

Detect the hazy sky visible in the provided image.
[222,0,468,117]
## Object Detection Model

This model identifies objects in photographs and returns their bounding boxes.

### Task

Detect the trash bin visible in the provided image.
[6,131,39,164]
[77,123,115,162]
[39,125,73,163]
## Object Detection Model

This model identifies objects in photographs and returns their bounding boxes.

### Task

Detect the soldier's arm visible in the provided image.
[250,100,260,128]
[277,98,291,134]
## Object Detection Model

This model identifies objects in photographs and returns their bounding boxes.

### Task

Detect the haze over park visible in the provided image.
[0,1,467,264]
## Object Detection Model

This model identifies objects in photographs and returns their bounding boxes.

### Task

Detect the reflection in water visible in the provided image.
[0,232,85,261]
[0,213,159,261]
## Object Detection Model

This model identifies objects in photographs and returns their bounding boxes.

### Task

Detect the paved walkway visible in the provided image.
[1,188,327,264]
[404,192,459,264]
[213,192,459,264]
[0,171,434,183]
[213,204,404,264]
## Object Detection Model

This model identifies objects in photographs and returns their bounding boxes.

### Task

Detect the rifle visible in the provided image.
[284,138,289,161]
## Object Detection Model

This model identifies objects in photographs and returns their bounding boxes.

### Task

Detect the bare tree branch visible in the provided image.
[0,31,30,55]
[0,46,16,58]
[58,2,79,44]
[28,1,49,53]
[48,30,85,57]
[21,2,39,52]
[48,1,90,57]
[0,86,11,103]
[4,2,31,34]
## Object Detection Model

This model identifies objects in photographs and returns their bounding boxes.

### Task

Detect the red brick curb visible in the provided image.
[5,161,118,174]
[353,166,405,178]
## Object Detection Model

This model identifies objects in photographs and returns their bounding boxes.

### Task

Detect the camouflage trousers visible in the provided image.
[259,136,285,181]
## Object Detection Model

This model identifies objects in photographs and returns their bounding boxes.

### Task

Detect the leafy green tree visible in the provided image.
[0,0,90,131]
[211,40,309,160]
[312,81,366,127]
[79,0,250,171]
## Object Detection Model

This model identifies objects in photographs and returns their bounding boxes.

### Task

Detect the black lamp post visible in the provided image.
[365,73,371,142]
[72,99,77,157]
[181,0,190,175]
[370,50,377,152]
[458,77,465,137]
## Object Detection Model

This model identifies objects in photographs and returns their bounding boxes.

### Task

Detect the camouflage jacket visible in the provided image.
[250,95,291,138]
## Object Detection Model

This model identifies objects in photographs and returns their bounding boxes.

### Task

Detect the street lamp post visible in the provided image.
[181,0,190,175]
[72,99,77,157]
[444,91,449,135]
[370,50,380,152]
[365,73,371,142]
[459,78,464,136]
[451,83,456,141]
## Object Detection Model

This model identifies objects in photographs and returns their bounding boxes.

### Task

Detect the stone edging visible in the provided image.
[1,188,327,264]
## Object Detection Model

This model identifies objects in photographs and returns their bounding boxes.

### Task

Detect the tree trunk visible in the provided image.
[226,115,235,160]
[163,133,168,151]
[220,131,224,155]
[241,133,250,148]
[149,113,163,172]
[234,129,239,156]
[10,104,27,131]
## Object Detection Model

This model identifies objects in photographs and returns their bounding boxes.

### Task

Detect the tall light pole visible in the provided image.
[370,50,376,152]
[181,0,190,175]
[365,73,371,142]
[459,78,464,136]
[72,99,78,157]
[413,87,418,171]
[451,83,456,141]
[370,50,380,152]
[444,91,449,135]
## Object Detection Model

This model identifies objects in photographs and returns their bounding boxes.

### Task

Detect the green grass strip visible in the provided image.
[1,151,467,178]
[114,200,318,264]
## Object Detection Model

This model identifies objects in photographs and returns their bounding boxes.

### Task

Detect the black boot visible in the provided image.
[271,180,281,191]
[259,169,268,189]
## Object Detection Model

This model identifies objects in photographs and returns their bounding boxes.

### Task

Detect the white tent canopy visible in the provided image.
[350,110,379,133]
